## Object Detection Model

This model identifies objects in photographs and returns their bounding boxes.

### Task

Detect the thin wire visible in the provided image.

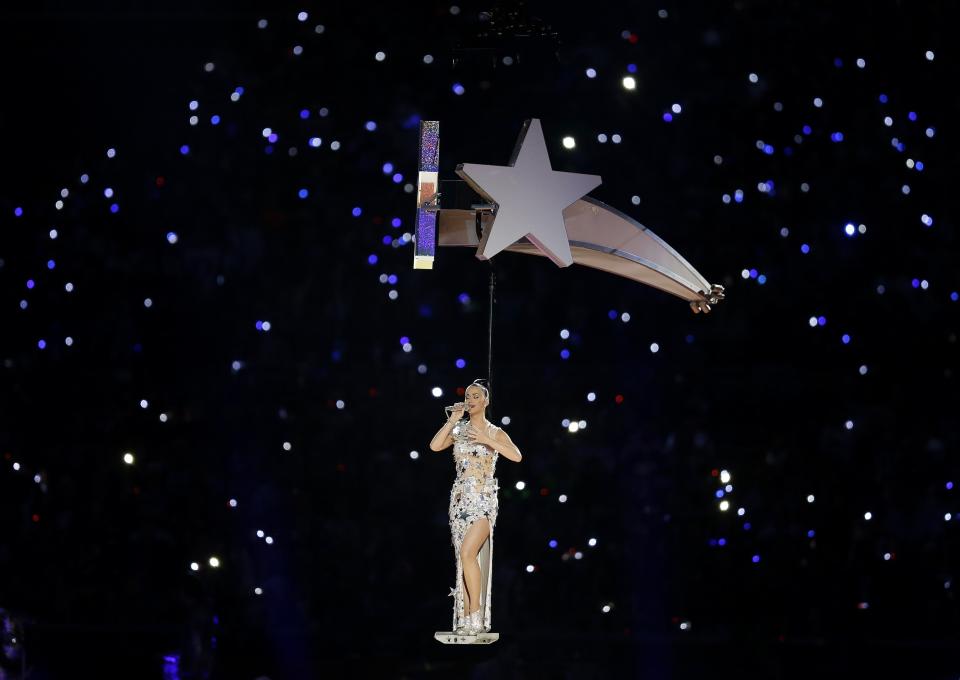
[487,262,496,421]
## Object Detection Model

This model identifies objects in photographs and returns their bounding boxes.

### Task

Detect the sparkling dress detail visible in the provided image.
[448,419,500,634]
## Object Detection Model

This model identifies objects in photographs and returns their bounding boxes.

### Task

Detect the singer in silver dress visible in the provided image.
[429,381,523,636]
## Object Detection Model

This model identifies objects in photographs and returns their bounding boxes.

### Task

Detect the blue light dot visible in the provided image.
[352,207,362,217]
[817,316,827,326]
[211,115,221,125]
[264,145,274,154]
[908,111,917,121]
[387,274,398,284]
[800,243,810,254]
[382,235,392,245]
[309,137,321,147]
[560,349,571,360]
[878,93,888,103]
[452,83,465,95]
[458,293,470,304]
[300,109,310,119]
[38,339,47,350]
[455,358,466,369]
[234,86,244,95]
[549,539,558,548]
[47,260,55,270]
[757,274,767,285]
[841,334,851,344]
[298,188,309,199]
[743,522,752,530]
[763,144,774,155]
[268,133,278,143]
[718,538,727,546]
[715,489,725,498]
[911,278,920,289]
[110,203,119,213]
[749,268,758,279]
[392,173,403,183]
[367,254,378,265]
[26,279,35,289]
[627,63,637,73]
[807,530,816,538]
[399,336,410,345]
[951,292,959,302]
[382,162,394,174]
[364,121,377,132]
[255,321,263,331]
[947,481,955,490]
[844,223,856,236]
[14,207,23,217]
[802,125,812,135]
[608,310,618,320]
[833,57,843,67]
[662,112,673,122]
[830,132,844,142]
[752,555,761,563]
[180,144,190,155]
[685,334,695,344]
[709,539,718,547]
[391,217,402,228]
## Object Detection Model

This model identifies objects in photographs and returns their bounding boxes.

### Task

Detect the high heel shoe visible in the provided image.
[464,609,482,635]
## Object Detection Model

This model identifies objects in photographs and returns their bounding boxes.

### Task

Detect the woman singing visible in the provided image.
[429,380,523,636]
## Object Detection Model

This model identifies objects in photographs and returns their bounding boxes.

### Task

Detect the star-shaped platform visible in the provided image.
[456,119,602,267]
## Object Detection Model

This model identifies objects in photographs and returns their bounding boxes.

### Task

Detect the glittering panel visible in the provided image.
[414,121,440,267]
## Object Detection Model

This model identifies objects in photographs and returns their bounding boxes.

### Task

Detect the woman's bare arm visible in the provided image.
[429,418,460,451]
[492,428,522,462]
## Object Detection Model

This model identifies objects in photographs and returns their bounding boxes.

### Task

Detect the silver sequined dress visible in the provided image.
[448,419,500,633]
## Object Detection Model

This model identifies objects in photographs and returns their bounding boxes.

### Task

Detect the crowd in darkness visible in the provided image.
[1,1,957,677]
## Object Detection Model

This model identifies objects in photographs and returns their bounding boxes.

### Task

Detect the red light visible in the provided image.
[614,394,624,404]
[540,488,548,496]
[32,514,40,523]
[628,33,639,44]
[156,176,166,187]
[368,387,378,397]
[456,386,465,396]
[711,469,719,477]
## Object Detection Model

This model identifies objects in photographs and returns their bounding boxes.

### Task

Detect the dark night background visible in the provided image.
[1,1,958,678]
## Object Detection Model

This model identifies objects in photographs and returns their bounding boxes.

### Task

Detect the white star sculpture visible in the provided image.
[456,119,602,267]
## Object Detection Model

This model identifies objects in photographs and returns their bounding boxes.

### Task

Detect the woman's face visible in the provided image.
[464,386,487,414]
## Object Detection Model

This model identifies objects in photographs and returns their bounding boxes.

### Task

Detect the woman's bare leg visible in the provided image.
[460,518,491,614]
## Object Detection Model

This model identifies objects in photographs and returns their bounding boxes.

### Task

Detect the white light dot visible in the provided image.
[748,72,759,83]
[331,141,341,151]
[431,387,443,398]
[856,58,866,68]
[807,494,815,503]
[611,134,622,144]
[813,97,823,108]
[256,530,265,538]
[622,76,636,90]
[602,604,611,613]
[671,103,682,114]
[884,116,894,127]
[845,420,854,430]
[265,536,274,545]
[402,342,413,352]
[254,587,263,595]
[574,551,583,560]
[859,365,868,375]
[560,328,570,339]
[282,441,292,451]
[719,500,730,511]
[209,557,220,568]
[585,68,597,78]
[388,290,399,300]
[720,470,731,484]
[49,229,58,239]
[261,321,272,331]
[190,562,200,571]
[140,399,149,409]
[501,415,512,426]
[123,452,135,465]
[864,512,872,521]
[144,298,153,308]
[409,450,419,460]
[525,564,535,573]
[292,45,303,56]
[562,136,576,149]
[945,513,952,521]
[423,54,434,64]
[515,481,526,490]
[229,498,238,507]
[12,462,20,471]
[809,317,819,328]
[34,474,42,483]
[737,507,746,516]
[883,552,891,561]
[588,537,597,546]
[568,421,580,433]
[375,51,386,62]
[335,399,345,409]
[558,494,568,503]
[597,133,608,143]
[587,392,596,402]
[621,312,630,322]
[649,343,659,353]
[159,413,168,423]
